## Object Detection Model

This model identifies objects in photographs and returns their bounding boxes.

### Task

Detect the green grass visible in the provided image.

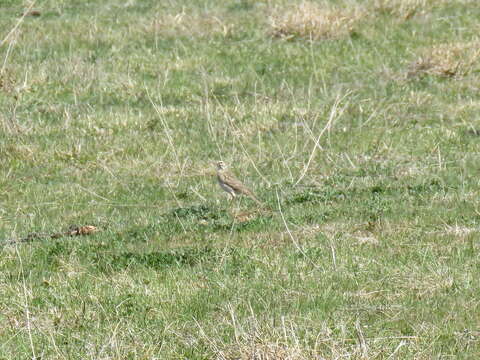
[1,0,480,358]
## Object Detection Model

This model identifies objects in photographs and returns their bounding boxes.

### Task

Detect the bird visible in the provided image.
[215,161,264,206]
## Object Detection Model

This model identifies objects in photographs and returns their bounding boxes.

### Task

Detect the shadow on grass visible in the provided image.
[287,178,448,206]
[93,246,216,272]
[92,245,259,277]
[157,204,275,234]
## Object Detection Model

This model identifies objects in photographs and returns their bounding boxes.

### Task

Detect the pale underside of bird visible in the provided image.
[216,161,263,206]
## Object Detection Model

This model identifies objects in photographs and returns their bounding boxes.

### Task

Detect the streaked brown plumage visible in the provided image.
[216,161,263,206]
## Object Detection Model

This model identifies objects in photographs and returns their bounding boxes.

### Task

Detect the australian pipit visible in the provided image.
[216,161,263,206]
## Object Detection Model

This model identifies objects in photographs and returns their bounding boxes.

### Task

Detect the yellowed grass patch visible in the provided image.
[407,41,480,78]
[0,70,16,93]
[372,0,475,20]
[268,1,364,40]
[221,342,308,360]
[147,11,234,38]
[373,0,434,20]
[401,268,456,297]
[436,224,477,238]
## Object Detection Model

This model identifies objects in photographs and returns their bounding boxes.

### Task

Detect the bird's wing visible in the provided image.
[222,171,251,195]
[220,170,265,206]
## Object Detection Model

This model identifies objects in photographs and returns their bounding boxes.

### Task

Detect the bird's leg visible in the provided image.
[229,192,239,213]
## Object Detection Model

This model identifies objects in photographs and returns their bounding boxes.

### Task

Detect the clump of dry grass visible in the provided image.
[268,1,364,41]
[372,0,471,20]
[0,70,15,93]
[407,41,480,78]
[148,11,235,38]
[222,342,308,360]
[373,0,433,20]
[376,0,475,20]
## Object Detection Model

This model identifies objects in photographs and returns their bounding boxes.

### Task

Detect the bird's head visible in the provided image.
[216,161,227,170]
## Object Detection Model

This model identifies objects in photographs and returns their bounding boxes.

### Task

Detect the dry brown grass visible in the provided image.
[147,11,235,38]
[407,41,480,78]
[222,342,308,360]
[0,71,15,93]
[435,224,477,238]
[373,0,434,20]
[372,0,474,20]
[396,266,456,298]
[268,1,364,41]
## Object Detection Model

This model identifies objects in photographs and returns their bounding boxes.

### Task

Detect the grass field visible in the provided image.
[1,0,480,358]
